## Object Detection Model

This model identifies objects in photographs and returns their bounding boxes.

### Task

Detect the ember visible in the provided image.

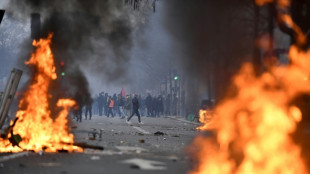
[0,34,82,153]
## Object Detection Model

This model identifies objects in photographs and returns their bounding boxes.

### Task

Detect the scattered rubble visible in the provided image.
[154,131,164,136]
[122,158,167,170]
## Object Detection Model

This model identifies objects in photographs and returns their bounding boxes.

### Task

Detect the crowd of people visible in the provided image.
[74,91,179,124]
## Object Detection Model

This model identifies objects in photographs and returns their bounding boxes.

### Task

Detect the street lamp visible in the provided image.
[174,76,178,80]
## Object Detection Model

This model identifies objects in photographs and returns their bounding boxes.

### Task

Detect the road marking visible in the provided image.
[115,146,148,152]
[121,158,167,170]
[0,151,30,162]
[132,126,151,135]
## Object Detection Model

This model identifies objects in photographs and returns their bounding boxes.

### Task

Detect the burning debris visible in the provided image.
[197,109,214,130]
[0,34,82,153]
[190,1,310,174]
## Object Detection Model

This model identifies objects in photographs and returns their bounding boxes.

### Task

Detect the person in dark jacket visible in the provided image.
[152,97,157,117]
[145,94,152,116]
[118,95,125,118]
[157,95,164,117]
[98,92,104,116]
[126,95,143,124]
[74,91,83,123]
[85,97,93,120]
[124,95,131,119]
[104,93,109,116]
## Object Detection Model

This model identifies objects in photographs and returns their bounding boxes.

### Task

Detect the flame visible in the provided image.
[191,1,310,173]
[191,46,310,173]
[197,109,215,130]
[0,34,82,153]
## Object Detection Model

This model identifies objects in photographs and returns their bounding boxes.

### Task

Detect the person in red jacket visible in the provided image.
[107,96,114,117]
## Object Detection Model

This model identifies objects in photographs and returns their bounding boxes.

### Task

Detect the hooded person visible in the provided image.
[126,94,143,124]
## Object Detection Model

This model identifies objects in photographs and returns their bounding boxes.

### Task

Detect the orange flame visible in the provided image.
[191,1,309,173]
[191,46,310,173]
[0,34,82,153]
[197,109,215,130]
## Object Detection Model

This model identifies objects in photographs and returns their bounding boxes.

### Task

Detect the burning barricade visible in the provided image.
[0,34,82,153]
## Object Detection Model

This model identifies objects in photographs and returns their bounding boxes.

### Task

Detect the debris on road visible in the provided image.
[154,131,164,136]
[19,163,26,168]
[121,158,167,170]
[167,155,179,162]
[139,139,145,143]
[88,128,99,140]
[115,146,147,153]
[74,142,104,150]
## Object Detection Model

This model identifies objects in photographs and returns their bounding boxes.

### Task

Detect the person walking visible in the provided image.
[107,96,114,117]
[85,98,93,120]
[118,95,125,118]
[124,95,131,119]
[145,94,152,116]
[74,91,83,123]
[126,94,143,124]
[158,95,164,117]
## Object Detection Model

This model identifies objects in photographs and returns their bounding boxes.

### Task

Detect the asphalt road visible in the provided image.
[0,115,199,174]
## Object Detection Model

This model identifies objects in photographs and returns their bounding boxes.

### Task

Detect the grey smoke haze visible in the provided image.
[1,0,267,110]
[4,0,153,107]
[163,0,257,102]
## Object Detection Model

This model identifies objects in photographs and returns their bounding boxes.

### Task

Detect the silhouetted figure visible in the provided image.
[145,94,152,116]
[98,92,104,116]
[157,95,164,117]
[74,91,83,123]
[104,93,109,116]
[85,98,93,120]
[127,95,143,124]
[165,94,171,116]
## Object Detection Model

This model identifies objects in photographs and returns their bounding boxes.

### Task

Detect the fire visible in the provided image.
[191,1,310,174]
[0,34,82,153]
[197,109,214,130]
[191,48,310,173]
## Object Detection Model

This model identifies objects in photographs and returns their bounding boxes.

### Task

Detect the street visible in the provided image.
[0,115,199,174]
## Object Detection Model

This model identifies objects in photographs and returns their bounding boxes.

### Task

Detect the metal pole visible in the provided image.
[0,68,23,129]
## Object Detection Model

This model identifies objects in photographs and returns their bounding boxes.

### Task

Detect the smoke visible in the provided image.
[5,0,152,107]
[163,0,257,104]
